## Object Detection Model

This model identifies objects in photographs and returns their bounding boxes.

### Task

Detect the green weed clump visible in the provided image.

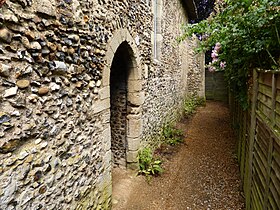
[162,124,184,146]
[184,96,205,116]
[138,148,163,177]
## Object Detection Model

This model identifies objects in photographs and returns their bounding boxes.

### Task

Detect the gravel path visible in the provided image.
[112,101,245,210]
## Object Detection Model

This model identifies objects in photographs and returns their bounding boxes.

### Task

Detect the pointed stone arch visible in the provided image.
[102,28,144,169]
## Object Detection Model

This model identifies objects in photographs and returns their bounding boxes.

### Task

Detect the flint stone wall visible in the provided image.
[0,0,204,209]
[142,0,205,146]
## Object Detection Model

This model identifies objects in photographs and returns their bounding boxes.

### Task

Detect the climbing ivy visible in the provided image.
[180,0,280,108]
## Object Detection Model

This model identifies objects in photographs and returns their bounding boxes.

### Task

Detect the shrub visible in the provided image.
[180,0,280,108]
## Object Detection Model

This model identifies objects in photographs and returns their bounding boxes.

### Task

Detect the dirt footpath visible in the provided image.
[112,101,245,210]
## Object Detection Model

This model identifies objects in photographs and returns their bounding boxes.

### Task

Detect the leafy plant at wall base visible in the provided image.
[184,96,206,116]
[162,124,184,146]
[138,148,163,177]
[180,0,280,109]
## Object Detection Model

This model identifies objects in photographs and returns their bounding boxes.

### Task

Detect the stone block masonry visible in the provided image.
[0,0,204,209]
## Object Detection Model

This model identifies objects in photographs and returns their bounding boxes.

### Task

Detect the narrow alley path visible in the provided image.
[112,101,245,210]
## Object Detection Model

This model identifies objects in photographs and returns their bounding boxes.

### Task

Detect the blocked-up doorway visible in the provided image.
[109,41,143,169]
[110,42,129,167]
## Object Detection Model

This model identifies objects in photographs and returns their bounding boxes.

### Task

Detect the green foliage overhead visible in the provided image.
[180,0,280,108]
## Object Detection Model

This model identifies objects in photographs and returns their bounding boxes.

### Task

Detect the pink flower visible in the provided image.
[211,51,218,58]
[220,61,226,69]
[209,66,216,72]
[214,42,221,52]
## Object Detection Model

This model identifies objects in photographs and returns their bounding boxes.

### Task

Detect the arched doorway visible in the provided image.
[106,30,143,208]
[104,29,144,170]
[110,42,131,167]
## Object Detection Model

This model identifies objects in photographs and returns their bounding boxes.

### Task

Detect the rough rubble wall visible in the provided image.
[186,36,205,97]
[110,87,126,167]
[0,0,152,209]
[142,0,204,145]
[0,0,204,209]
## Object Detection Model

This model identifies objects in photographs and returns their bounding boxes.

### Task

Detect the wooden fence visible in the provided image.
[230,69,280,210]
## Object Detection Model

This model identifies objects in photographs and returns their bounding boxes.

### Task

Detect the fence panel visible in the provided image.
[231,70,280,210]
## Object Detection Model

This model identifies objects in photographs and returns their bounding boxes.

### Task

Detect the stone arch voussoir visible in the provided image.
[103,28,141,87]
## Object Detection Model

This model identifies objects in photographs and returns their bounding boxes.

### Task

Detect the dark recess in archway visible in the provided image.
[110,42,133,167]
